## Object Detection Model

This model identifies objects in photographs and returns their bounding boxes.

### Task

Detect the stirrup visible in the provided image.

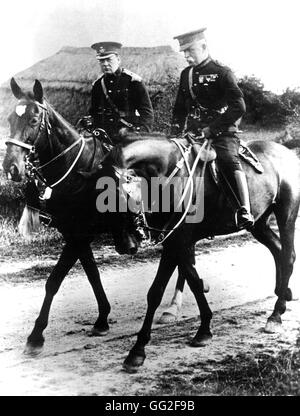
[235,207,254,230]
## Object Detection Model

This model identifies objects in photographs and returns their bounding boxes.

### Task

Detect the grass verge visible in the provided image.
[146,343,300,396]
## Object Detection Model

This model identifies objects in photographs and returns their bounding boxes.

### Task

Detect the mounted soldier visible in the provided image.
[80,41,154,144]
[171,28,254,230]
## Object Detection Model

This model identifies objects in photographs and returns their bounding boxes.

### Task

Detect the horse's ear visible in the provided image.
[10,77,24,99]
[33,79,43,103]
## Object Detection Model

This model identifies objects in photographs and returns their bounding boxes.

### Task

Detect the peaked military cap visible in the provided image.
[91,41,122,59]
[174,28,207,51]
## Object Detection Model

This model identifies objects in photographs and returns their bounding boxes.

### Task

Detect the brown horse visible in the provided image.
[2,78,141,356]
[102,130,300,372]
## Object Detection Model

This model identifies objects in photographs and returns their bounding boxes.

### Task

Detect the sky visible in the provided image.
[1,0,300,93]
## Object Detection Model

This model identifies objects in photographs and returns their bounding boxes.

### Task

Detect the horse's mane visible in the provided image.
[118,128,167,143]
[108,146,123,166]
[43,98,80,137]
[109,130,177,166]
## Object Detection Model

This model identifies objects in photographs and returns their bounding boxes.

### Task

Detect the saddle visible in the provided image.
[188,135,264,174]
[238,140,264,173]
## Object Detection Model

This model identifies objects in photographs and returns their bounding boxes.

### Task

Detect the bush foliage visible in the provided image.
[238,76,300,127]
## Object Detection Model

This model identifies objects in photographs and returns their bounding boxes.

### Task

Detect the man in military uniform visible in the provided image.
[171,28,254,230]
[85,41,154,142]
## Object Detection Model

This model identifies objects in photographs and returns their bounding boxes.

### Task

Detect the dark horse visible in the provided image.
[102,130,300,372]
[2,78,141,356]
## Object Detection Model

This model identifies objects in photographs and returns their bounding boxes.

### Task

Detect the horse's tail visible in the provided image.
[18,181,41,241]
[18,205,41,241]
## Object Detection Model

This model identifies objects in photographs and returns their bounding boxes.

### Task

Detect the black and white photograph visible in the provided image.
[0,0,300,398]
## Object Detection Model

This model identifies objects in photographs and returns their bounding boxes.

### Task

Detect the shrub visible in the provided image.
[238,76,299,128]
[152,75,179,133]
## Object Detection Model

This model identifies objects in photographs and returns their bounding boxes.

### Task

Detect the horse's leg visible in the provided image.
[265,201,299,333]
[78,244,111,336]
[123,246,178,372]
[250,212,285,299]
[158,244,210,324]
[24,243,79,356]
[157,269,185,324]
[176,247,213,347]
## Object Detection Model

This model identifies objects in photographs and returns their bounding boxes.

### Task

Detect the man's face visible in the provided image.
[99,54,121,74]
[183,42,207,66]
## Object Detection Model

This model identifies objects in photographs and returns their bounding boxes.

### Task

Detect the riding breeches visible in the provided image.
[212,134,242,174]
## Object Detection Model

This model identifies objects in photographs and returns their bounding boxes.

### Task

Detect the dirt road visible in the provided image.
[0,226,300,396]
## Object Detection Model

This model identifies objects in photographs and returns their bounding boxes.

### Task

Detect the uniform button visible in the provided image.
[193,83,197,86]
[109,119,114,122]
[108,90,112,93]
[110,80,113,83]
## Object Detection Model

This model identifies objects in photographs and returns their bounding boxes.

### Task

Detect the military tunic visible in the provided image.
[90,67,154,139]
[172,57,246,135]
[172,57,246,173]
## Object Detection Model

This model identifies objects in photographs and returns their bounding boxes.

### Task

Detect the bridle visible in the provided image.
[5,100,85,188]
[6,101,51,153]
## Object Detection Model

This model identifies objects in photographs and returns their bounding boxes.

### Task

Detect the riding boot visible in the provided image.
[233,170,254,230]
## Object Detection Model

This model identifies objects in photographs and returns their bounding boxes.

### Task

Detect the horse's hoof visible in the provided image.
[157,302,179,324]
[23,342,44,357]
[89,326,109,337]
[157,311,178,324]
[264,319,282,334]
[122,353,145,373]
[190,332,212,347]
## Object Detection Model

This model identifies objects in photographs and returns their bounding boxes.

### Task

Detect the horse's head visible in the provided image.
[95,160,143,255]
[3,78,47,182]
[108,211,140,255]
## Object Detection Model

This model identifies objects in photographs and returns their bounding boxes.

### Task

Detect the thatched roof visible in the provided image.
[0,45,186,128]
[1,45,186,92]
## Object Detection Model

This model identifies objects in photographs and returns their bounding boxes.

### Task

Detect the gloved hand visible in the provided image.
[202,126,211,138]
[170,123,182,136]
[121,124,147,134]
[134,125,148,133]
[78,116,94,130]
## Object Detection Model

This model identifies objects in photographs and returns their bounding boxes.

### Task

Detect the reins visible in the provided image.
[42,137,85,188]
[119,138,212,245]
[153,138,212,244]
